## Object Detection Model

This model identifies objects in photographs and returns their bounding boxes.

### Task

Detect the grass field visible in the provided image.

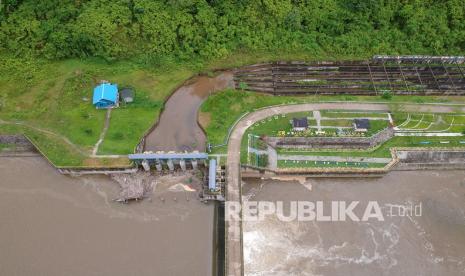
[0,55,192,165]
[248,112,311,136]
[393,112,465,133]
[244,111,389,138]
[0,144,9,151]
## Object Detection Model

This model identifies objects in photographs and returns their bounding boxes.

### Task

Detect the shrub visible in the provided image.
[238,82,249,91]
[381,91,392,100]
[112,132,124,140]
[83,128,93,136]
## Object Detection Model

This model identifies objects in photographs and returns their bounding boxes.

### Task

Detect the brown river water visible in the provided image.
[0,156,214,276]
[144,72,233,152]
[243,171,465,276]
[4,157,465,276]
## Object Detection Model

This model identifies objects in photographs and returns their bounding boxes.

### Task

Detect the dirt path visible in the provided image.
[313,110,322,132]
[92,108,111,156]
[225,102,465,276]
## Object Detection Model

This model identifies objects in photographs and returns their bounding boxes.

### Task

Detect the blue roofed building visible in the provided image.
[93,83,118,109]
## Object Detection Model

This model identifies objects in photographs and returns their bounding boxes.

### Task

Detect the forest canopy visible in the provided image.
[0,0,464,61]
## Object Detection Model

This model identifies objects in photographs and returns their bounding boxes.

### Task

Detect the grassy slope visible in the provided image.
[0,56,192,166]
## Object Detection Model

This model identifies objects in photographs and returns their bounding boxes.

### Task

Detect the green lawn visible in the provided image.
[246,113,389,138]
[392,112,465,133]
[0,55,192,166]
[0,144,10,151]
[0,124,87,166]
[248,112,311,136]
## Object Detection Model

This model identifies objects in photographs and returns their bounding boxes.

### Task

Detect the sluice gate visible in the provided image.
[128,152,208,171]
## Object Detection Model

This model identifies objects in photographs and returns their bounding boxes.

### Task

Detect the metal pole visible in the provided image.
[427,63,442,92]
[382,62,393,92]
[397,63,410,94]
[367,61,378,95]
[413,61,426,95]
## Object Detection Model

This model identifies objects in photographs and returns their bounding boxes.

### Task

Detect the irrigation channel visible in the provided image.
[144,72,234,152]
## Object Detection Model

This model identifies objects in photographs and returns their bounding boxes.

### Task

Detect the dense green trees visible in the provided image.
[0,0,464,60]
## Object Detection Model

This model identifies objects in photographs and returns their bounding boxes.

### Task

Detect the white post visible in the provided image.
[167,159,174,171]
[155,161,162,171]
[142,160,150,171]
[180,159,186,171]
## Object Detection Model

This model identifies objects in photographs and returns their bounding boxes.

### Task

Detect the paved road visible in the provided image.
[225,102,465,276]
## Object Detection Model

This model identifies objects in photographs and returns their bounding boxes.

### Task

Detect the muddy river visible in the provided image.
[243,171,465,276]
[144,72,233,152]
[0,156,214,276]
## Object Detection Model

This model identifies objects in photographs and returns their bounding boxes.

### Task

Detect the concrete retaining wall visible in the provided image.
[397,150,465,163]
[394,149,465,170]
[0,134,36,152]
[265,128,394,149]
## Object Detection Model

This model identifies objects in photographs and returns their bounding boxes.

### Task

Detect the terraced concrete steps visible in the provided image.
[233,61,465,95]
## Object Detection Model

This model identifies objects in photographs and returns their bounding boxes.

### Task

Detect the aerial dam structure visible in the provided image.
[128,55,465,276]
[224,100,465,276]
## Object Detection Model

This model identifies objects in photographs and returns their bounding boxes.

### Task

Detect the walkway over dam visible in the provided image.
[128,152,208,171]
[225,102,465,276]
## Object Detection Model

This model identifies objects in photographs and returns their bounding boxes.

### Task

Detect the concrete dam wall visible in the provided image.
[395,150,465,170]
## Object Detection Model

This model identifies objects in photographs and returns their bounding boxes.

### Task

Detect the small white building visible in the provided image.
[120,88,135,104]
[292,117,308,131]
[353,119,370,132]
